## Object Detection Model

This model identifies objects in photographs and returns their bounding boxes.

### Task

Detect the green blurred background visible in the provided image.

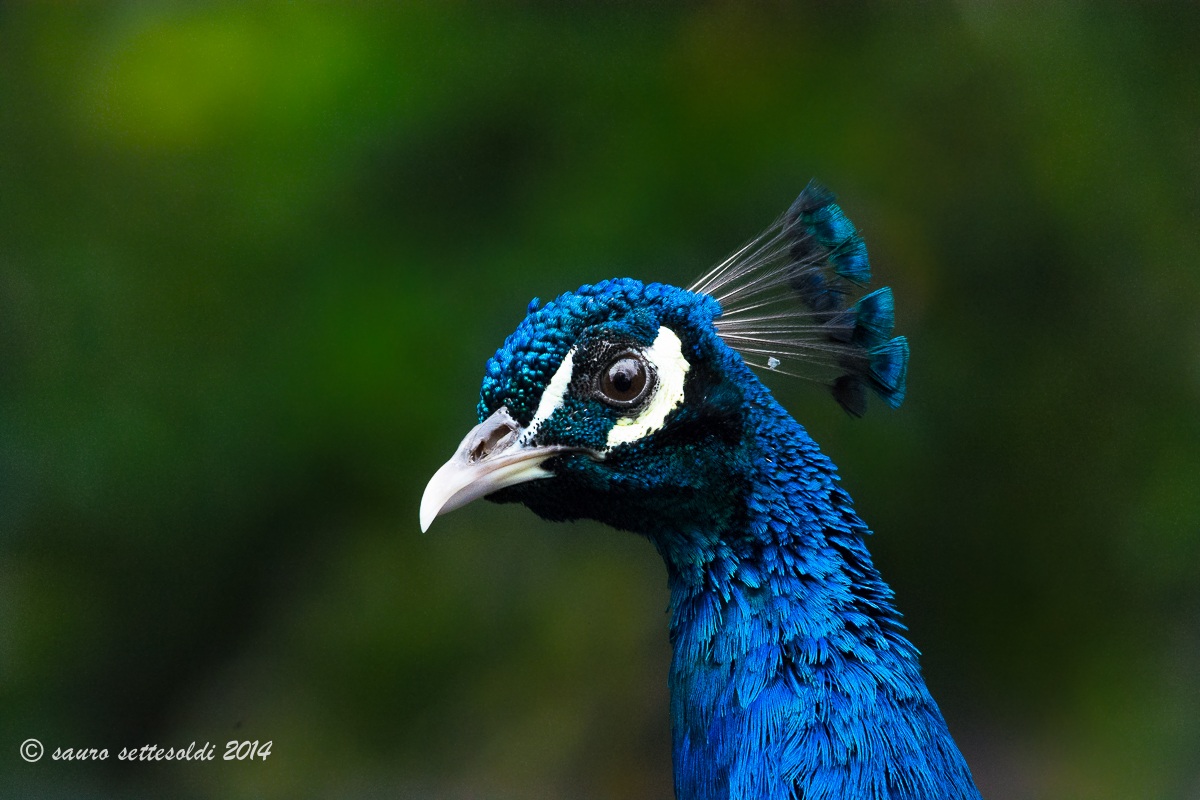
[3,4,1198,799]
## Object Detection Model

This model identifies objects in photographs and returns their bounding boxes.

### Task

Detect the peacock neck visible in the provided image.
[661,387,981,800]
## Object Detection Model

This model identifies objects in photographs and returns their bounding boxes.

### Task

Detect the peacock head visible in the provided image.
[420,279,756,540]
[420,182,909,541]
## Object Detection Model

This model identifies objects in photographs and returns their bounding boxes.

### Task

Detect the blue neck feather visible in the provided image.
[662,371,980,800]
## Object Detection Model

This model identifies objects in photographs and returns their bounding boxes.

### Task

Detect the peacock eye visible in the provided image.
[597,352,654,407]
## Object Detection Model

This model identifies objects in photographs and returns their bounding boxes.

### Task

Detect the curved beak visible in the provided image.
[419,407,570,532]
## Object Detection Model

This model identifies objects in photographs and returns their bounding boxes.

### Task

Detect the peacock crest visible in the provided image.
[690,180,909,416]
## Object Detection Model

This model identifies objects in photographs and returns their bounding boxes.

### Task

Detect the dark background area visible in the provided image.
[3,5,1198,799]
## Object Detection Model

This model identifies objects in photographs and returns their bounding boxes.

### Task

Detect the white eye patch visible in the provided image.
[522,325,690,450]
[605,326,689,448]
[523,346,576,444]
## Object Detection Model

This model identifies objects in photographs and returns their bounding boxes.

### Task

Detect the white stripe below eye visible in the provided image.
[523,346,577,443]
[606,326,689,448]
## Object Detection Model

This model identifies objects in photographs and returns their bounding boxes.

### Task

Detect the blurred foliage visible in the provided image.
[2,4,1199,799]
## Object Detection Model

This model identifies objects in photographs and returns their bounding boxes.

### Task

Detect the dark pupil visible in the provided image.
[603,357,646,401]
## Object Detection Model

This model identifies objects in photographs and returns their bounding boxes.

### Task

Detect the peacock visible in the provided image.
[420,181,981,799]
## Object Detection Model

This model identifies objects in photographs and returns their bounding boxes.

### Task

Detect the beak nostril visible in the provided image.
[464,407,521,463]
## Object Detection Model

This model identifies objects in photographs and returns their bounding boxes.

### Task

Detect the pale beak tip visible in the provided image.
[418,485,442,533]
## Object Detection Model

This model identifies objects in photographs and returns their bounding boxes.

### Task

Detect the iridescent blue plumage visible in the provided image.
[424,186,978,799]
[667,356,968,798]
